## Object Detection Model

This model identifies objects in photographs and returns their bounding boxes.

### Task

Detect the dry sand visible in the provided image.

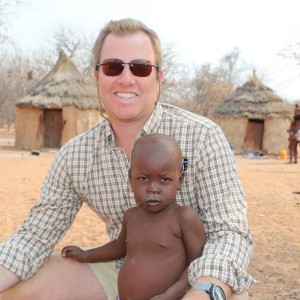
[0,129,299,299]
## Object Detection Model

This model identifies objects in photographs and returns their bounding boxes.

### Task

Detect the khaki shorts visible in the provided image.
[89,261,118,300]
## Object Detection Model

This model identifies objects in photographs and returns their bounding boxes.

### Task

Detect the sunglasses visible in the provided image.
[95,59,160,77]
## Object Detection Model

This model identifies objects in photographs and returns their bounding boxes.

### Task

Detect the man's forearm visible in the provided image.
[0,265,19,293]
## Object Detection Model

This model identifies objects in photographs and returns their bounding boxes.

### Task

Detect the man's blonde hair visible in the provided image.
[93,18,162,68]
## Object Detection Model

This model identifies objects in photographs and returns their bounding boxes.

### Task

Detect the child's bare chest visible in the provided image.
[126,213,183,253]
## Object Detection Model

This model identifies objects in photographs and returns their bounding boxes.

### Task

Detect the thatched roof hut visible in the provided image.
[15,51,101,150]
[214,71,293,154]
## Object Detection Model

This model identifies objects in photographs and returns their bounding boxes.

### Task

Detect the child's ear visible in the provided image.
[177,172,185,191]
[128,168,133,190]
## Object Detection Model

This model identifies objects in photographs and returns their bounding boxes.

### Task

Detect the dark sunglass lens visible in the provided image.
[130,64,152,77]
[102,62,124,76]
[130,60,153,77]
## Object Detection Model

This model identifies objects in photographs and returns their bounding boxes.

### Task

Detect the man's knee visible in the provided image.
[231,292,249,300]
[1,252,108,300]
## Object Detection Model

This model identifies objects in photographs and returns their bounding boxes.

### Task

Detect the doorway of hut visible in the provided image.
[244,119,264,150]
[43,109,63,148]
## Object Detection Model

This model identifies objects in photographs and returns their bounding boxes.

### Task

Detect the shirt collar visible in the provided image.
[103,118,115,145]
[137,103,163,139]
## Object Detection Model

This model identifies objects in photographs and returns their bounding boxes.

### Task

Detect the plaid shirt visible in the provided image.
[0,103,255,293]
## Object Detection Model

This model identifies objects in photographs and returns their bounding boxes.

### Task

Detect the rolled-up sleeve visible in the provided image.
[0,145,83,280]
[187,125,256,293]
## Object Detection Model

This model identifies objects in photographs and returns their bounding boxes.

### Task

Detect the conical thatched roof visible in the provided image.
[17,51,100,110]
[215,71,292,119]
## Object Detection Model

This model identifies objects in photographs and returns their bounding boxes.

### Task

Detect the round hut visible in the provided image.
[214,71,293,154]
[15,51,101,150]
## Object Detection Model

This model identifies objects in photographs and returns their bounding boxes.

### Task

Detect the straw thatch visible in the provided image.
[214,71,293,154]
[215,71,291,119]
[15,51,101,150]
[17,51,99,110]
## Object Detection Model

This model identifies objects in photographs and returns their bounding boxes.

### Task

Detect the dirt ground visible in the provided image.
[0,128,299,300]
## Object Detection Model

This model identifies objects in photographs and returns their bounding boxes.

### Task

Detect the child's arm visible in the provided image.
[151,207,206,300]
[61,211,129,263]
[180,207,207,265]
[61,239,125,263]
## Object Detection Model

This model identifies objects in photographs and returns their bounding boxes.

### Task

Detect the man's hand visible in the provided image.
[0,265,20,293]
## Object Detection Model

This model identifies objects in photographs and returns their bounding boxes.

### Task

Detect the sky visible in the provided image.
[4,0,300,101]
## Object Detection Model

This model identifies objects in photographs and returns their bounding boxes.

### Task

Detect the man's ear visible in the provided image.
[94,70,98,81]
[158,69,164,81]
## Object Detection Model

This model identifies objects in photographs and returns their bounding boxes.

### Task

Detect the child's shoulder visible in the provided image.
[123,206,141,218]
[176,205,199,219]
[176,205,204,230]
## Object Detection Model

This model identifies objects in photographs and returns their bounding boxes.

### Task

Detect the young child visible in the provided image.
[61,133,206,300]
[287,120,300,164]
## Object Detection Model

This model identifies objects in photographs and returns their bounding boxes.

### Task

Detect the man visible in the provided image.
[0,18,255,299]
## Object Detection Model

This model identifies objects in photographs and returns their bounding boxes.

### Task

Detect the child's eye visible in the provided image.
[161,178,171,183]
[138,176,148,182]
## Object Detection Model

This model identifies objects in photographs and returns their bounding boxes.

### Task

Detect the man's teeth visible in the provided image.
[116,92,135,99]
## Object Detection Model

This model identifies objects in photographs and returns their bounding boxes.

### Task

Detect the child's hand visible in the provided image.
[61,246,86,263]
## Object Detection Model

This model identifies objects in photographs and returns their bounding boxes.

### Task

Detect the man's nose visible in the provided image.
[117,64,135,84]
